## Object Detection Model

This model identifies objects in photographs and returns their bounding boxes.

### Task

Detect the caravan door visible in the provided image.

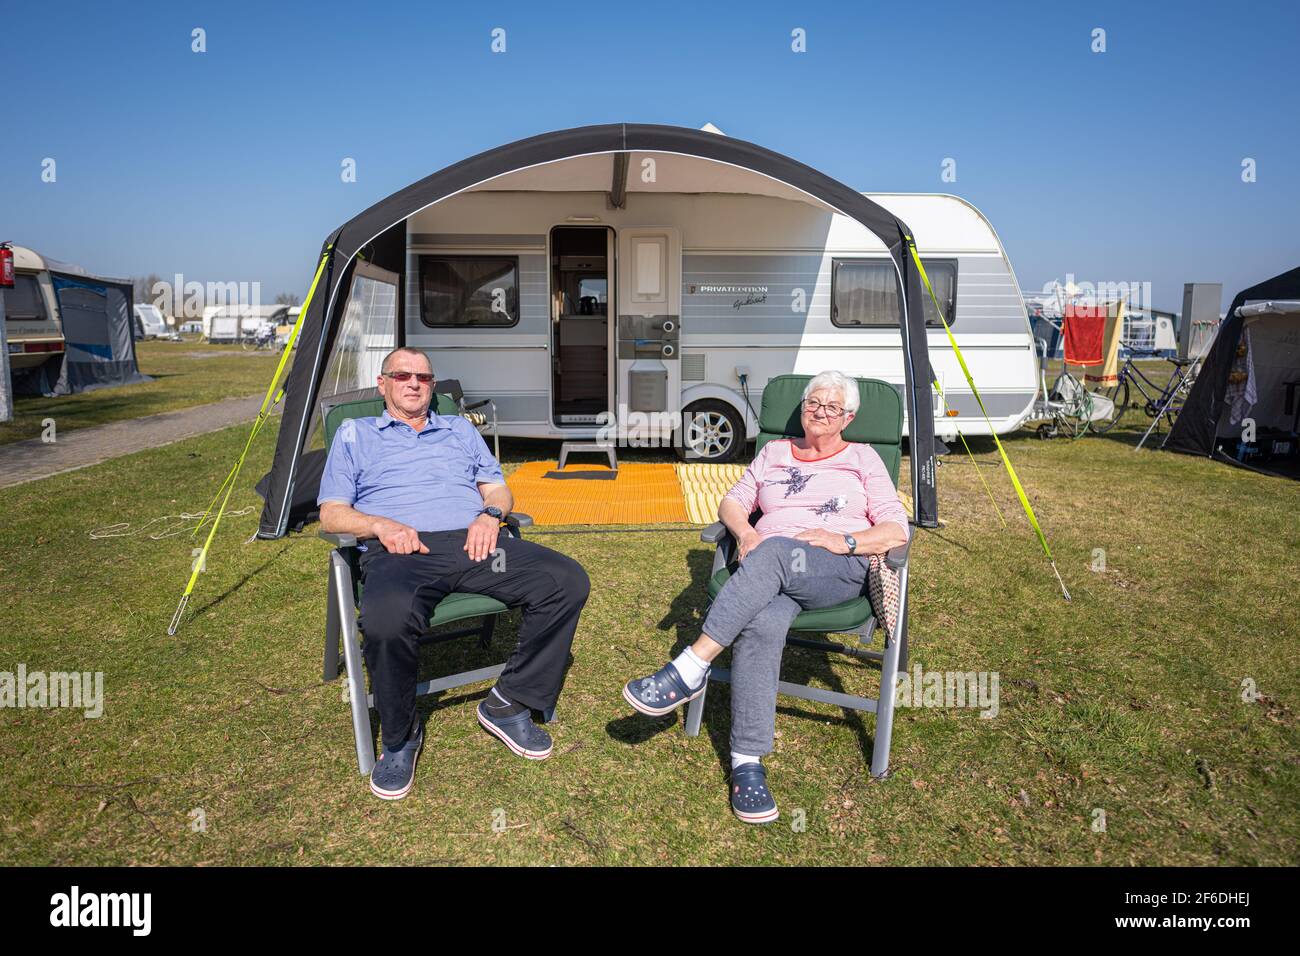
[615,227,681,445]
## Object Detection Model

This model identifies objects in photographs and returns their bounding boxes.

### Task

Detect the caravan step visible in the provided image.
[555,441,618,474]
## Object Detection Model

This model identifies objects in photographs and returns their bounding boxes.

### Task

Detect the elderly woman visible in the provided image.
[622,370,909,823]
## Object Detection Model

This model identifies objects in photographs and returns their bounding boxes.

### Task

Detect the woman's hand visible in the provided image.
[793,527,849,554]
[735,528,763,561]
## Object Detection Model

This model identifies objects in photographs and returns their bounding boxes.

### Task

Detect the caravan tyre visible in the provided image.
[679,400,744,463]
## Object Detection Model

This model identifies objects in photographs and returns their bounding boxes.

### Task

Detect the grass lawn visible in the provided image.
[1,378,1297,865]
[0,340,280,445]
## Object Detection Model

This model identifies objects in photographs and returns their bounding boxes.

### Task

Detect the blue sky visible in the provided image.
[1,0,1296,312]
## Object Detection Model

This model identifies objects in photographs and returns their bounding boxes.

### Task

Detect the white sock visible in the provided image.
[671,647,709,689]
[731,752,761,769]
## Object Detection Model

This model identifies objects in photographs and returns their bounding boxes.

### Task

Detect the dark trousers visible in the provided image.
[357,529,590,750]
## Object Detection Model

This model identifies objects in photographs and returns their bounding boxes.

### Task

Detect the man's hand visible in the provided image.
[373,517,429,555]
[464,513,500,562]
[735,528,763,561]
[793,527,848,554]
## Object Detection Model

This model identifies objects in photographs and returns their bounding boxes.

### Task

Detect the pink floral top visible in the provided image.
[723,439,910,543]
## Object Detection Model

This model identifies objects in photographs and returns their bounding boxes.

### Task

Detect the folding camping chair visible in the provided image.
[683,375,913,779]
[434,378,500,459]
[317,395,535,776]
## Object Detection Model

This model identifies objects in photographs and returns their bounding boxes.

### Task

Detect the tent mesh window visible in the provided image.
[310,264,398,447]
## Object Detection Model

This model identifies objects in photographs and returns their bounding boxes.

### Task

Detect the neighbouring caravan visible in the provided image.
[133,302,170,339]
[260,123,1012,537]
[206,304,293,343]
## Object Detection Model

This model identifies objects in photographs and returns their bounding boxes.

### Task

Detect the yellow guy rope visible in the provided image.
[908,239,1070,601]
[168,248,333,635]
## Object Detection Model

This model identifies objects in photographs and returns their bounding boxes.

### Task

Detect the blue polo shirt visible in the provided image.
[317,410,506,533]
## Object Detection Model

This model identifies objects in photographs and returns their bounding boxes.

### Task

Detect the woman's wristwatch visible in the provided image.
[843,534,858,555]
[479,506,504,522]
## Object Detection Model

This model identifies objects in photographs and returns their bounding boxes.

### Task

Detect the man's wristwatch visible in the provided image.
[479,506,504,522]
[843,534,858,555]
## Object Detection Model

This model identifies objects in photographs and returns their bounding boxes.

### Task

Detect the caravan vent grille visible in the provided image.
[681,353,705,381]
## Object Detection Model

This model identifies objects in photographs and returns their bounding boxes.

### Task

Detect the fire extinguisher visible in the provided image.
[0,243,14,288]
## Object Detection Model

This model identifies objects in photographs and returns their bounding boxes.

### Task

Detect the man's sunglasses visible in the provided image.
[383,371,435,384]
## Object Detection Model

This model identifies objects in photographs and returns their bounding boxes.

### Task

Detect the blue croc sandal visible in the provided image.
[369,723,424,801]
[476,701,554,760]
[730,762,779,824]
[623,662,707,717]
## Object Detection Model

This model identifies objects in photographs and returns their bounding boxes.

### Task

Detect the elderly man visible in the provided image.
[318,347,590,800]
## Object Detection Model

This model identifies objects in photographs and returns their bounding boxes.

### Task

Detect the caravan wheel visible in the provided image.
[679,400,744,462]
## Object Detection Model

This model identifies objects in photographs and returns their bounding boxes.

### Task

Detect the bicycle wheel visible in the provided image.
[1091,378,1128,434]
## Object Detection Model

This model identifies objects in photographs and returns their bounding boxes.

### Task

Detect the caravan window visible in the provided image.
[4,274,48,322]
[831,258,957,328]
[418,256,519,328]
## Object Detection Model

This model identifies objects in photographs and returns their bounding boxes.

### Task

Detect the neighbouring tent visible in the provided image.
[255,123,941,539]
[9,253,149,396]
[48,272,149,395]
[1164,265,1300,479]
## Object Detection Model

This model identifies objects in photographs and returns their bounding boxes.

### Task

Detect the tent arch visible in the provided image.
[258,123,938,538]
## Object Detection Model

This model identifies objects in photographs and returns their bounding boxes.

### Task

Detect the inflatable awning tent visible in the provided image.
[1165,265,1300,478]
[9,250,148,397]
[255,123,940,539]
[46,270,148,396]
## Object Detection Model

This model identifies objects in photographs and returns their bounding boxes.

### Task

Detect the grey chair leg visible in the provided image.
[323,561,341,682]
[331,551,375,776]
[684,680,707,737]
[543,705,557,723]
[870,565,907,779]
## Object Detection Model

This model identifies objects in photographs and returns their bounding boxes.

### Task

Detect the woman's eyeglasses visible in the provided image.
[802,399,845,418]
[383,371,435,384]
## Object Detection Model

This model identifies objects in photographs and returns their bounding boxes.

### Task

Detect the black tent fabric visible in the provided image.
[254,448,327,533]
[256,123,939,538]
[1165,265,1300,468]
[48,273,149,395]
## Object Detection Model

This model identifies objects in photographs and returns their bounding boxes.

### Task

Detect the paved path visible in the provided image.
[0,394,277,488]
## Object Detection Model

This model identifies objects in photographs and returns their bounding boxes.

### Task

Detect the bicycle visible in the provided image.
[241,326,277,351]
[1094,350,1198,436]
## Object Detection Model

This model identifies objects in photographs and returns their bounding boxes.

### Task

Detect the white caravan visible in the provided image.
[133,303,169,339]
[402,190,1037,460]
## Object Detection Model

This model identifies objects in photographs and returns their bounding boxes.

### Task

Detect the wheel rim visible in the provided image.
[685,411,734,459]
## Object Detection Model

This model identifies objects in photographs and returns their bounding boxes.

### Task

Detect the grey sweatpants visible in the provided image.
[700,536,868,756]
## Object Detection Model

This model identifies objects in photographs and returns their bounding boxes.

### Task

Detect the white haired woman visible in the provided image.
[622,370,909,824]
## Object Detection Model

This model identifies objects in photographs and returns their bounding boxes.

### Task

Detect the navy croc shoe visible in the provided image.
[623,661,707,717]
[730,762,779,824]
[369,723,424,800]
[476,701,554,760]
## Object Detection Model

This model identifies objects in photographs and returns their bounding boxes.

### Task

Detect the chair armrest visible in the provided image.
[319,531,358,548]
[700,521,730,544]
[506,512,533,528]
[464,398,492,411]
[884,534,912,570]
